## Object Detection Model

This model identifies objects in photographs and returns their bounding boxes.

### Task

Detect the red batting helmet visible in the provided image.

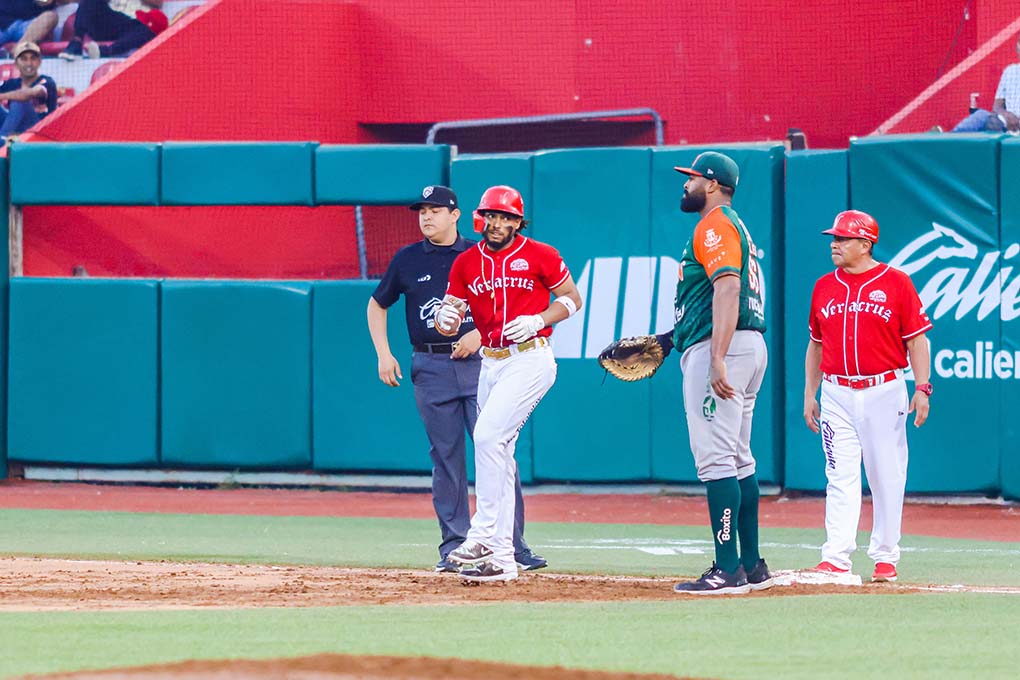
[822,209,879,243]
[472,210,486,233]
[477,185,524,218]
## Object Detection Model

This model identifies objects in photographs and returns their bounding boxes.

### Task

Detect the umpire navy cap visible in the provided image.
[674,151,739,189]
[410,185,458,211]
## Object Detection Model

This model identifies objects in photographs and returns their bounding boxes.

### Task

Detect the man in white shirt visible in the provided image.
[992,36,1020,131]
[953,34,1020,133]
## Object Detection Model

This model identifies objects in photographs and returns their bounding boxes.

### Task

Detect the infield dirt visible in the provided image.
[0,556,925,612]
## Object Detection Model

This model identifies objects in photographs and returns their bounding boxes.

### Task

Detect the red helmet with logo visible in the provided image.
[477,185,524,218]
[822,209,879,243]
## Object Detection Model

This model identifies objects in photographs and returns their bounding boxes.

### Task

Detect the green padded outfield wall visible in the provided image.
[648,144,785,484]
[530,147,655,481]
[315,145,450,205]
[450,153,534,240]
[160,281,312,468]
[161,143,316,206]
[783,150,850,490]
[999,137,1020,500]
[312,281,429,473]
[7,279,159,465]
[849,135,1002,494]
[0,158,7,477]
[10,143,160,205]
[450,152,535,482]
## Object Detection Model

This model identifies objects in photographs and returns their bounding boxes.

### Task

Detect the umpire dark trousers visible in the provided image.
[411,351,531,560]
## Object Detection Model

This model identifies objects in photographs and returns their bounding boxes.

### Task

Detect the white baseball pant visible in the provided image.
[819,375,909,569]
[467,345,556,573]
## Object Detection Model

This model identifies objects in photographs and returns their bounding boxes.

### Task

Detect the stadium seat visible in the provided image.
[38,41,67,57]
[90,61,123,85]
[0,63,16,81]
[3,40,63,57]
[61,12,76,42]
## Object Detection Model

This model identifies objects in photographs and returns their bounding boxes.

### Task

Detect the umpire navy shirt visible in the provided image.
[372,235,477,347]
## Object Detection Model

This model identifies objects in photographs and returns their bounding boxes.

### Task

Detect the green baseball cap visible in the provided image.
[674,151,739,189]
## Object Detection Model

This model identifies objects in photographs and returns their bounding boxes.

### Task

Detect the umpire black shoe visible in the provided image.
[745,558,774,591]
[434,557,459,573]
[673,563,751,595]
[459,561,518,583]
[447,541,494,566]
[515,550,548,571]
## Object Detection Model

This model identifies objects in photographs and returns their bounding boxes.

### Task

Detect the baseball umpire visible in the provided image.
[804,209,933,583]
[670,152,772,595]
[367,185,547,574]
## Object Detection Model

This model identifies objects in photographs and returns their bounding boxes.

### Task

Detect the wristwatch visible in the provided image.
[915,382,934,396]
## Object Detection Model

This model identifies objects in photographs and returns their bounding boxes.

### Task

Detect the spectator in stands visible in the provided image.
[952,34,1020,133]
[0,0,64,51]
[59,0,168,60]
[0,40,56,138]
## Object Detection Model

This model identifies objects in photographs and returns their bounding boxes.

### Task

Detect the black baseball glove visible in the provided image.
[597,332,675,382]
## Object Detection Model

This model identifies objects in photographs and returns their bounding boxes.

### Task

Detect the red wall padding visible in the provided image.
[23,206,359,279]
[32,0,362,143]
[31,0,984,149]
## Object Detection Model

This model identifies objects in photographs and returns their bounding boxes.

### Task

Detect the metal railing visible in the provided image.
[426,107,665,146]
[356,108,666,279]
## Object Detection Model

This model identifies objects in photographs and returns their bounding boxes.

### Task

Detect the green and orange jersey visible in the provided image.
[673,205,766,352]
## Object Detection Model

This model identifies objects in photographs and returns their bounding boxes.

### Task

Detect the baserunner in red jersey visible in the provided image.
[435,185,582,584]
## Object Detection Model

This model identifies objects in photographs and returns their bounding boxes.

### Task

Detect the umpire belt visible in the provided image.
[482,336,550,360]
[823,370,899,390]
[414,343,456,354]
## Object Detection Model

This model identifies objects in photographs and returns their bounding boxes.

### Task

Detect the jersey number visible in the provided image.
[747,256,761,294]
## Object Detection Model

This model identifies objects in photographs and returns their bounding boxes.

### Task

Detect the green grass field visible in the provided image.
[1,509,1018,679]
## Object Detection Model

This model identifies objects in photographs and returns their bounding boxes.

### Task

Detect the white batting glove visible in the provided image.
[504,314,545,343]
[435,303,464,335]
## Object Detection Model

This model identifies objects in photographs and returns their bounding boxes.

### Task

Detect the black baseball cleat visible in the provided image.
[673,563,751,595]
[745,558,774,591]
[434,557,459,573]
[447,541,494,566]
[515,550,548,571]
[459,561,518,584]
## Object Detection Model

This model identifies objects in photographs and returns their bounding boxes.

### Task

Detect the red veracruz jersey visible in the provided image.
[446,235,571,348]
[809,263,933,377]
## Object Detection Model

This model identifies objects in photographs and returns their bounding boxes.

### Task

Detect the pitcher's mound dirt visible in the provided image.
[0,556,901,612]
[19,653,696,679]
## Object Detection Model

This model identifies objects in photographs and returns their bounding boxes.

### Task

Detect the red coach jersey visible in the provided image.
[808,263,932,376]
[447,235,571,348]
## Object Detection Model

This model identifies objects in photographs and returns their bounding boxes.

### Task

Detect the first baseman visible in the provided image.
[436,185,583,583]
[671,152,772,595]
[804,209,933,583]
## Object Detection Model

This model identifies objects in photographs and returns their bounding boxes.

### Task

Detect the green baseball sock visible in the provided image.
[705,477,741,574]
[738,474,761,572]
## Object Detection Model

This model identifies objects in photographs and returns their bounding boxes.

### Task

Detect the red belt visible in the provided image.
[823,371,898,390]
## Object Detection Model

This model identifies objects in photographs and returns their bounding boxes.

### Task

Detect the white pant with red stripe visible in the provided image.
[818,374,909,570]
[467,345,556,573]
